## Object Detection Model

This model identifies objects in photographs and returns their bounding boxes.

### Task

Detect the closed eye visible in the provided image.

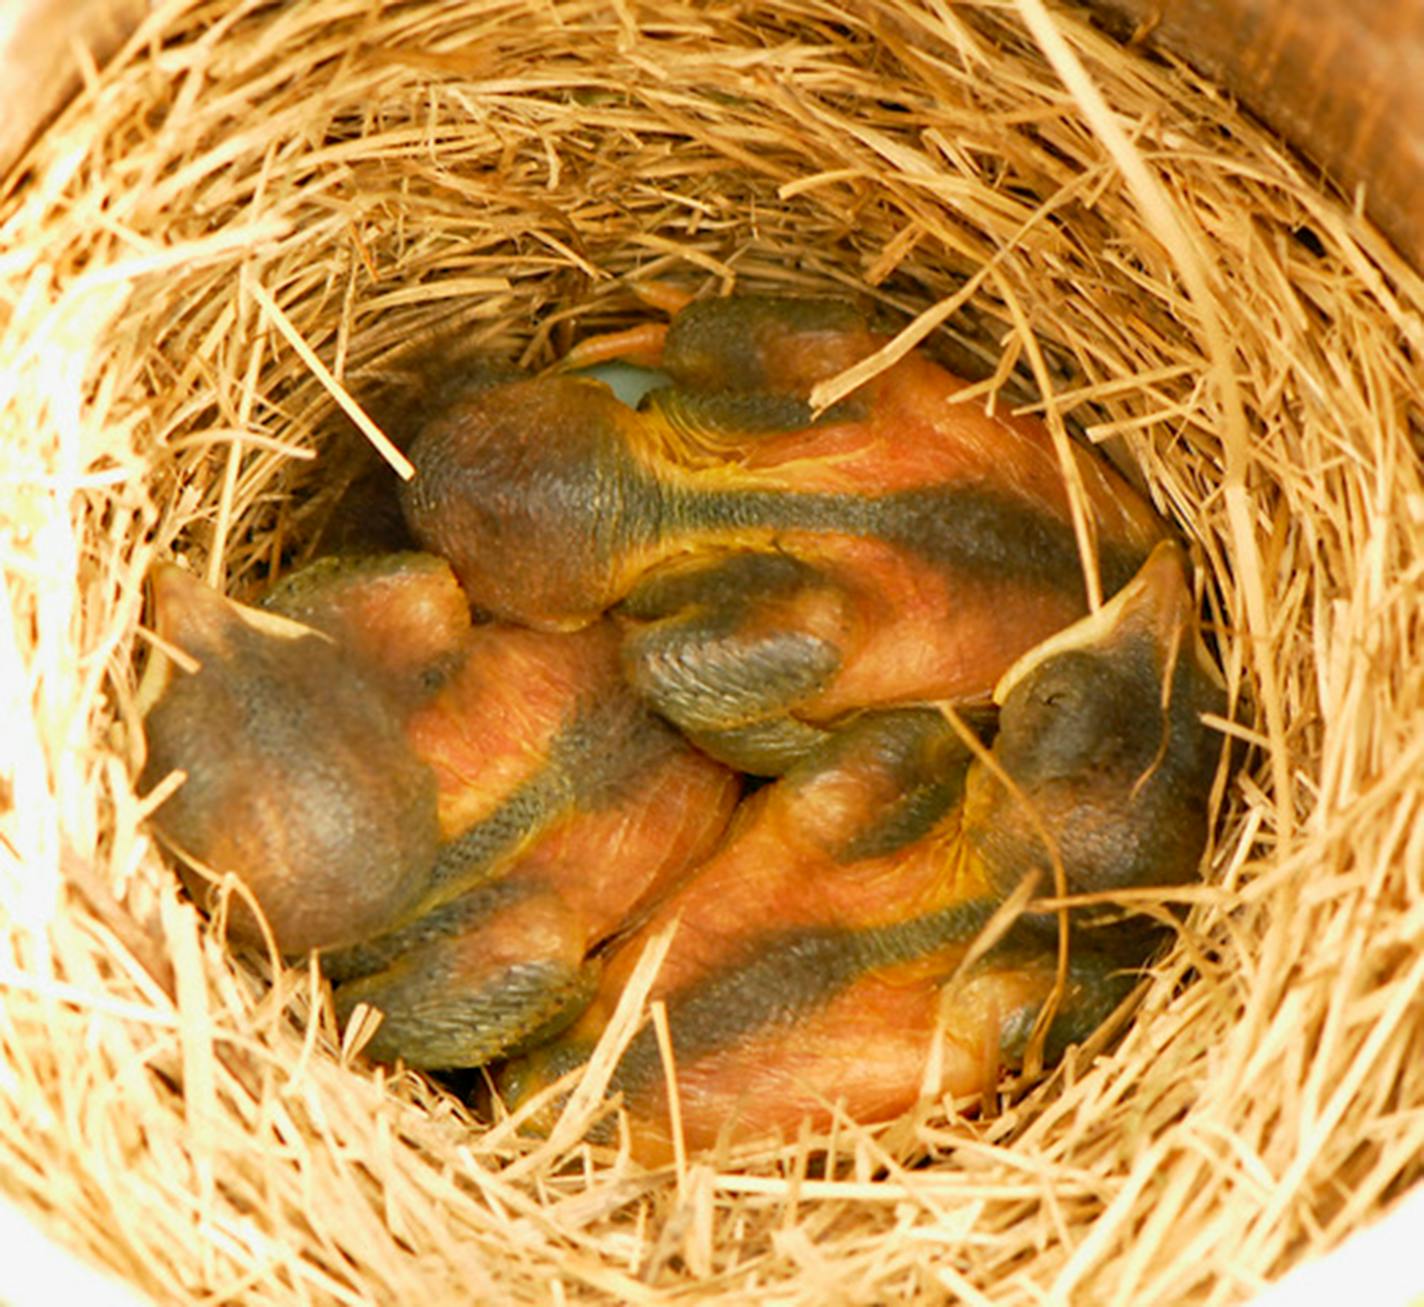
[1037,684,1083,710]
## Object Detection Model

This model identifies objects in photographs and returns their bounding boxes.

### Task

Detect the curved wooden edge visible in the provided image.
[1086,0,1424,271]
[0,0,149,179]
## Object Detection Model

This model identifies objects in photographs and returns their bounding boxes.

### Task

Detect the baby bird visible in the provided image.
[138,563,444,956]
[496,540,1224,1162]
[147,550,741,1066]
[964,538,1227,950]
[399,295,1167,772]
[293,586,741,1069]
[261,549,472,710]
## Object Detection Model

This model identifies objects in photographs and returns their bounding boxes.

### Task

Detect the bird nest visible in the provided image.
[2,0,1422,1302]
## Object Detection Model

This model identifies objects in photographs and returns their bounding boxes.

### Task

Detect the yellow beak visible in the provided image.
[992,540,1223,707]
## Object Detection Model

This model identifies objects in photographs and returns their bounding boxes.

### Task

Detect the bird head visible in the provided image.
[139,563,440,955]
[964,540,1227,934]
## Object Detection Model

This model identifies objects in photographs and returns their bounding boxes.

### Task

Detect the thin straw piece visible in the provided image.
[249,281,415,480]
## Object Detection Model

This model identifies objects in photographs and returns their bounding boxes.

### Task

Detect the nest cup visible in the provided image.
[3,1,1423,1302]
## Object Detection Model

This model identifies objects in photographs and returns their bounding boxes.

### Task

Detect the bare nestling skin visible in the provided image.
[259,552,742,1068]
[497,541,1223,1162]
[145,550,741,1067]
[262,550,472,709]
[319,616,741,1069]
[400,295,1168,772]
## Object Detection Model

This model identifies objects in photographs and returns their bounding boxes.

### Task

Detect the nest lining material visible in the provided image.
[2,0,1422,1302]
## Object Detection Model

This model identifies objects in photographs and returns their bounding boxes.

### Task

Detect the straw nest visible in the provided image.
[2,0,1422,1302]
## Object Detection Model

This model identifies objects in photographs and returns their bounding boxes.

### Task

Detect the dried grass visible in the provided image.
[2,0,1422,1302]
